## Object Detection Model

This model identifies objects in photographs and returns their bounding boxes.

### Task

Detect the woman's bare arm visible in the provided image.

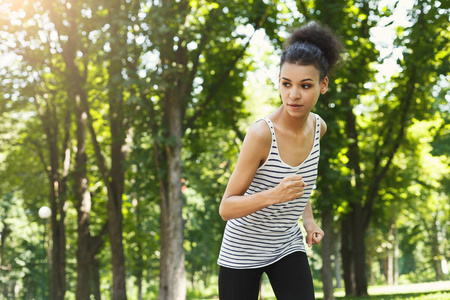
[219,120,306,221]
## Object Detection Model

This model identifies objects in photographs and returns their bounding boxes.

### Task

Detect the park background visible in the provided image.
[0,0,449,299]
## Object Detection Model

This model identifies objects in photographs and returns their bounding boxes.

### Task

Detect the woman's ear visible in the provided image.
[321,76,329,94]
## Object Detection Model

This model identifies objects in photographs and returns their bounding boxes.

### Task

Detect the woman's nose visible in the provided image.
[290,87,300,99]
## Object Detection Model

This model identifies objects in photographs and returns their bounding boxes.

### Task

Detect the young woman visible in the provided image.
[217,22,342,299]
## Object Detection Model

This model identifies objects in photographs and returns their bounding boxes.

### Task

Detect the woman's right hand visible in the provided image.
[272,175,307,204]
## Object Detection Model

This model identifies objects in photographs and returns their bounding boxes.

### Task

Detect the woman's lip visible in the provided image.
[288,104,303,110]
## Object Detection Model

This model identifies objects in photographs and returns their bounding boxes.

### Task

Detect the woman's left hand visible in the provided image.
[304,222,324,247]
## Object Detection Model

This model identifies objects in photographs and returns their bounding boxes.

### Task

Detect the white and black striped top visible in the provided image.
[218,114,321,269]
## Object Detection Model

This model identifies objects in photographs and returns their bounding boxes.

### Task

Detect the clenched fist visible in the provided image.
[273,175,307,203]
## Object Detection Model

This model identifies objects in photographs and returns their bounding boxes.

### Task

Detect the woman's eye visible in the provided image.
[302,84,312,89]
[282,82,291,87]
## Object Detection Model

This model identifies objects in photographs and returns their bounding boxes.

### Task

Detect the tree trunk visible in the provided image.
[430,215,443,281]
[61,36,109,300]
[107,176,127,300]
[107,0,127,298]
[49,174,67,300]
[385,224,394,285]
[333,231,342,289]
[384,221,393,285]
[321,209,335,300]
[341,217,355,296]
[132,198,144,300]
[368,256,374,286]
[59,14,108,296]
[383,256,393,285]
[92,255,101,300]
[341,206,368,297]
[351,204,368,296]
[74,93,93,300]
[394,226,399,285]
[342,95,368,296]
[158,94,186,300]
[35,97,69,300]
[137,274,143,300]
[1,221,11,297]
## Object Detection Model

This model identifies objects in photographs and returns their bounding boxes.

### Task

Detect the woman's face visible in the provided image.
[278,63,328,118]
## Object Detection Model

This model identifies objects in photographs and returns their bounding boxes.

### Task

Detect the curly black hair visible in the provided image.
[281,21,343,79]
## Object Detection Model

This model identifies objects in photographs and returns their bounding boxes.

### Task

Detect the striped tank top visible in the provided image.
[217,114,321,269]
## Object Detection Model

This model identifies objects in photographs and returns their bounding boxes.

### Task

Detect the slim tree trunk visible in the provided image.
[132,197,144,300]
[383,256,393,285]
[107,0,127,298]
[61,35,109,300]
[341,217,355,296]
[368,256,374,286]
[430,215,443,281]
[158,95,186,300]
[333,231,342,289]
[49,146,67,300]
[321,209,335,300]
[137,274,143,300]
[342,93,368,296]
[48,127,67,300]
[92,255,101,300]
[59,8,108,295]
[40,3,77,297]
[0,221,10,297]
[107,181,127,300]
[394,226,399,285]
[385,224,394,285]
[351,204,368,296]
[74,93,92,300]
[34,94,69,300]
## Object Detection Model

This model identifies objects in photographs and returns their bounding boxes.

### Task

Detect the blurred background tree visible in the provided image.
[0,0,448,299]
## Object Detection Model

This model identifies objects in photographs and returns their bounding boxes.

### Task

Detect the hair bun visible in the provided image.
[283,21,343,77]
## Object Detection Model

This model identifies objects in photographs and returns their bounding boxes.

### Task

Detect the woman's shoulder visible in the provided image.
[312,113,327,138]
[245,119,272,146]
[236,119,272,168]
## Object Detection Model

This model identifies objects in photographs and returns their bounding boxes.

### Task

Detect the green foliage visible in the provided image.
[182,125,240,281]
[0,0,449,297]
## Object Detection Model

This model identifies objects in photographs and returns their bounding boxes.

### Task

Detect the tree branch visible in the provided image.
[183,6,270,133]
[363,67,416,229]
[297,0,310,20]
[81,94,112,193]
[89,221,109,256]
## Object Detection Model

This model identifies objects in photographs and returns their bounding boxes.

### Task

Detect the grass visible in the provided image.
[333,291,450,300]
[261,280,450,300]
[331,281,450,299]
[187,280,450,299]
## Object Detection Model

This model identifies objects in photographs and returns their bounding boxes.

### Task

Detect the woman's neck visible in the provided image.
[269,105,311,134]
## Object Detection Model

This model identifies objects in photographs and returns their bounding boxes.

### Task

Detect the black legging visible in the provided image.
[219,251,315,300]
